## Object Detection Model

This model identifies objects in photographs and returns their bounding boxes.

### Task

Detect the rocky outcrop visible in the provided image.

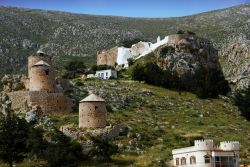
[156,35,220,75]
[60,124,127,141]
[219,39,250,91]
[1,75,28,92]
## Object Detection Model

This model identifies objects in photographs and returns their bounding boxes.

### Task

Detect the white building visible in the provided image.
[95,69,117,80]
[117,47,132,68]
[172,140,240,167]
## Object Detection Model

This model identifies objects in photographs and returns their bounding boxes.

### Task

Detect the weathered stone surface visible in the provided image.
[25,105,42,123]
[7,91,72,114]
[219,39,250,91]
[97,47,118,66]
[131,42,150,57]
[157,35,220,75]
[61,124,126,140]
[1,75,27,92]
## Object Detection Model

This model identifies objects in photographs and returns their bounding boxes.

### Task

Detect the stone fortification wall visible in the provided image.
[79,101,107,128]
[96,47,118,66]
[29,91,71,115]
[7,91,71,114]
[7,91,30,110]
[131,42,150,57]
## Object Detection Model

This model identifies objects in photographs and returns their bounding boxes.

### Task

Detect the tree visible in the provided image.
[65,61,86,72]
[0,109,29,166]
[234,87,250,120]
[26,127,47,160]
[63,60,86,79]
[187,31,196,35]
[121,38,147,48]
[127,58,135,66]
[194,67,230,98]
[88,136,118,162]
[176,30,185,34]
[43,129,83,167]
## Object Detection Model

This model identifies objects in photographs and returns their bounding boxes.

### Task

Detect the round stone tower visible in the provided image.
[28,50,52,78]
[29,60,55,92]
[79,94,107,128]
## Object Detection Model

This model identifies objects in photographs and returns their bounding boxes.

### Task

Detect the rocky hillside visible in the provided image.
[56,79,250,166]
[0,4,249,76]
[219,35,250,91]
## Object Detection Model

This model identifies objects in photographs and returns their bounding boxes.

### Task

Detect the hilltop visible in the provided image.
[0,4,249,76]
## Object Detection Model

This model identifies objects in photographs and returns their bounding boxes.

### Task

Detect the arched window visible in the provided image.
[181,157,186,165]
[176,158,179,166]
[190,156,196,164]
[204,155,211,164]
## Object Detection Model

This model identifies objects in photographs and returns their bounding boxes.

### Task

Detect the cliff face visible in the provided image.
[219,38,250,91]
[156,35,220,75]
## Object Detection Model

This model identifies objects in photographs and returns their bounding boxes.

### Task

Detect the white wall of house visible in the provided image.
[95,69,117,80]
[172,140,240,167]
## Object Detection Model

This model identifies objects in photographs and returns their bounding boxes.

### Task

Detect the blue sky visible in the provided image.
[0,0,249,18]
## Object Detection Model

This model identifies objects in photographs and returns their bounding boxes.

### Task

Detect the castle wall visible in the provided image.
[28,91,72,115]
[96,47,118,66]
[29,66,55,92]
[79,101,107,128]
[7,91,30,110]
[131,42,151,57]
[28,55,52,78]
[7,91,71,114]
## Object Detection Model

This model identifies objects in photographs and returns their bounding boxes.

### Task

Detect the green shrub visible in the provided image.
[91,65,114,71]
[121,38,148,48]
[127,58,135,66]
[0,109,29,166]
[233,86,250,120]
[131,62,230,99]
[88,136,118,162]
[74,79,84,86]
[44,129,83,167]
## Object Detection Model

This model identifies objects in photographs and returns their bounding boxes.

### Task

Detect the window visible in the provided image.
[190,156,196,164]
[45,69,49,75]
[204,155,211,164]
[181,157,186,165]
[106,72,108,76]
[176,158,179,165]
